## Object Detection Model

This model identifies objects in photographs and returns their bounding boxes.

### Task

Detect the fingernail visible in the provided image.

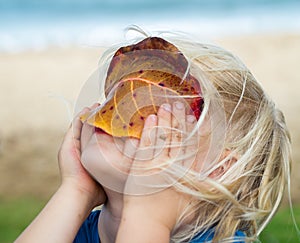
[162,104,172,112]
[148,114,157,122]
[79,109,89,116]
[175,102,184,110]
[187,115,196,123]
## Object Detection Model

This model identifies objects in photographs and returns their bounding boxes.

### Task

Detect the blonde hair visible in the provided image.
[96,27,293,242]
[165,37,292,242]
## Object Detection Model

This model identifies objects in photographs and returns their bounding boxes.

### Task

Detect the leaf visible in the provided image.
[81,37,203,138]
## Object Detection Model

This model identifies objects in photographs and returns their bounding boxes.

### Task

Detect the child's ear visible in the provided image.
[209,150,237,179]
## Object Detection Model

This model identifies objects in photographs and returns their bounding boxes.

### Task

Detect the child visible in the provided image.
[16,31,292,243]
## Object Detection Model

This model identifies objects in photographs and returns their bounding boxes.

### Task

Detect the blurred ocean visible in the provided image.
[0,0,300,52]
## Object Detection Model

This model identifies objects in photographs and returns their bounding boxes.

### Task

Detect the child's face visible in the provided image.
[80,106,223,195]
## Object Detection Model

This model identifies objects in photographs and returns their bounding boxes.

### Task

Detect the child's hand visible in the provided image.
[80,114,139,194]
[117,102,197,243]
[16,104,108,243]
[58,103,106,208]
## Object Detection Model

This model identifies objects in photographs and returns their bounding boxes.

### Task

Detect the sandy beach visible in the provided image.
[1,33,299,202]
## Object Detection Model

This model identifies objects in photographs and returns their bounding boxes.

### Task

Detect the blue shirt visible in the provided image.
[74,210,245,243]
[74,210,101,243]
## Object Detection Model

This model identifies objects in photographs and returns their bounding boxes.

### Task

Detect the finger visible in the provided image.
[135,114,157,161]
[74,103,99,120]
[169,101,186,158]
[183,114,198,169]
[108,136,129,172]
[155,104,172,157]
[73,104,98,137]
[80,122,95,151]
[123,138,139,160]
[90,102,100,110]
[60,118,83,162]
[122,138,139,172]
[72,107,91,142]
[76,104,100,150]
